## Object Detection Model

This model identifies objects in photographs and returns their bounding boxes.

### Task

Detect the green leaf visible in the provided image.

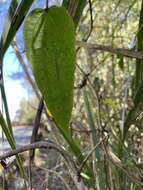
[124,79,143,139]
[102,98,119,110]
[62,0,70,9]
[123,0,143,139]
[24,6,76,137]
[0,0,34,56]
[24,7,95,185]
[0,0,18,54]
[73,0,87,27]
[0,111,25,179]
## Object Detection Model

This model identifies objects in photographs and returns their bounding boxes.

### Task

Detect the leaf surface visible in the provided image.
[24,6,76,136]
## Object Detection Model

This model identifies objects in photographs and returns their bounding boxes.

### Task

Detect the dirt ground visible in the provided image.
[0,150,78,190]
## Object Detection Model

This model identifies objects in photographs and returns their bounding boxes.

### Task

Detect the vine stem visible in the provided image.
[45,0,49,9]
[0,141,79,176]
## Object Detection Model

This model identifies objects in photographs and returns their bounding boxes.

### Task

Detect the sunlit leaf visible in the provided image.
[24,6,75,137]
[102,98,119,110]
[80,172,91,180]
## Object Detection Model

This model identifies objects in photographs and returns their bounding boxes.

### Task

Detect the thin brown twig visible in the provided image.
[78,63,102,129]
[38,167,72,190]
[105,148,143,188]
[79,135,108,172]
[0,141,79,176]
[45,0,49,9]
[28,98,44,190]
[30,98,44,160]
[84,0,93,41]
[11,40,41,99]
[77,41,143,59]
[101,127,143,188]
[70,127,91,134]
[68,0,79,17]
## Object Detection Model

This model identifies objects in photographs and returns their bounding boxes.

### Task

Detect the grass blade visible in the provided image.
[84,89,107,190]
[123,0,143,139]
[62,0,70,8]
[1,0,18,54]
[0,111,26,179]
[1,0,34,56]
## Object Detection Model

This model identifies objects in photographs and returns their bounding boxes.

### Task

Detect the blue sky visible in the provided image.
[3,47,29,120]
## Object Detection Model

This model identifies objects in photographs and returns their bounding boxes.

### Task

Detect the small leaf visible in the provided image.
[102,98,119,110]
[80,172,91,180]
[24,6,76,137]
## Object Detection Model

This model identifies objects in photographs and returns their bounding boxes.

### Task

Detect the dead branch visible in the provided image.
[77,41,143,59]
[0,141,79,176]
